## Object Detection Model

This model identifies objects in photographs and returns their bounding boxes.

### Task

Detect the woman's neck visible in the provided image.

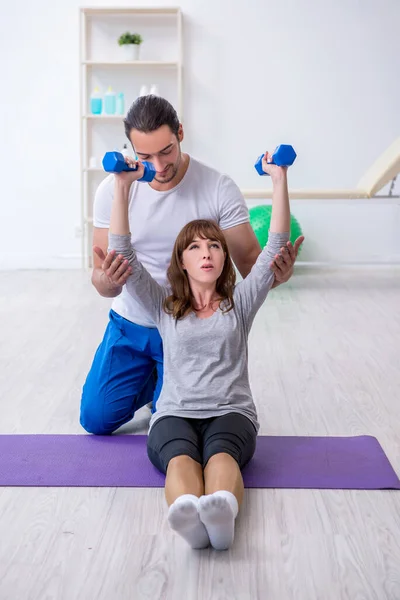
[190,284,219,312]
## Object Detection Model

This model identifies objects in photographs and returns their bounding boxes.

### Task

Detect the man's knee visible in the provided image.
[80,415,111,435]
[79,382,130,435]
[79,400,116,435]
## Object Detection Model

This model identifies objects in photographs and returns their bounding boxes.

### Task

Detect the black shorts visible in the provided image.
[147,412,257,474]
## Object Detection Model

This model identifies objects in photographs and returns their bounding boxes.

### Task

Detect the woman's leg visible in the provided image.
[147,417,209,549]
[204,452,244,505]
[165,455,204,505]
[164,455,209,548]
[198,413,257,550]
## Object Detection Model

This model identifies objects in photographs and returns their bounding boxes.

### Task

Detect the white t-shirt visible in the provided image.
[93,156,249,327]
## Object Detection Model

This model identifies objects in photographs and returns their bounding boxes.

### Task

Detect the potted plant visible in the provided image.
[118,32,143,61]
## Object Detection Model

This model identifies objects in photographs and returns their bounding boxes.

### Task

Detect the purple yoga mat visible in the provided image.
[0,434,399,490]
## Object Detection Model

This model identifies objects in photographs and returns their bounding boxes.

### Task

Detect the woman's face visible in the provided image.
[181,236,226,285]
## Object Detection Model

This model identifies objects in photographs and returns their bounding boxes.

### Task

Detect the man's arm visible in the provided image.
[91,227,129,298]
[223,222,262,279]
[223,222,304,285]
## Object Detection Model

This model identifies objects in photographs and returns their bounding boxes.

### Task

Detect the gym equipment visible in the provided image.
[255,144,297,176]
[0,434,399,489]
[102,151,156,182]
[246,138,400,199]
[249,205,303,255]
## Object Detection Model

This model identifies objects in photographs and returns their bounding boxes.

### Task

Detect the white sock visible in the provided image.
[198,490,239,551]
[167,494,210,549]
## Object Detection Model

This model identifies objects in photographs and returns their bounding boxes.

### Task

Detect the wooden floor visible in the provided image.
[0,267,399,600]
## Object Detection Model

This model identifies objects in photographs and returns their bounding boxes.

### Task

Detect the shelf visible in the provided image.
[83,168,104,173]
[83,61,179,67]
[82,8,180,16]
[83,114,125,119]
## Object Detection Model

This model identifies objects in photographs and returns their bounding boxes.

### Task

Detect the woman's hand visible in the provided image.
[261,151,288,183]
[114,156,146,187]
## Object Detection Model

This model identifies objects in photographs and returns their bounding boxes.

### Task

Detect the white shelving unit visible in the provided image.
[79,6,183,268]
[83,61,179,66]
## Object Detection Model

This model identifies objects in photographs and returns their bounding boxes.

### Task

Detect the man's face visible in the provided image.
[129,124,183,184]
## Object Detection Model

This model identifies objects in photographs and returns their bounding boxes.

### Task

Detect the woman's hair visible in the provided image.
[124,95,180,139]
[164,219,236,320]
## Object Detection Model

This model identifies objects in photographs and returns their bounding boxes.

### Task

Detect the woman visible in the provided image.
[108,152,291,550]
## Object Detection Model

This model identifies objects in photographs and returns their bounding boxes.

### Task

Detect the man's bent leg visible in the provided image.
[80,310,159,435]
[147,326,164,413]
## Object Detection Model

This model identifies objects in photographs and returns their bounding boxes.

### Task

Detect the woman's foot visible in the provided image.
[198,491,238,551]
[168,494,210,549]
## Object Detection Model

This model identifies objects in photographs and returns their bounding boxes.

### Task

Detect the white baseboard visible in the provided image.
[0,256,399,271]
[0,254,82,270]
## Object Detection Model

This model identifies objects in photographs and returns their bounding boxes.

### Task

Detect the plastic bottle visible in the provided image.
[90,87,102,115]
[121,143,131,158]
[116,92,125,115]
[104,86,116,115]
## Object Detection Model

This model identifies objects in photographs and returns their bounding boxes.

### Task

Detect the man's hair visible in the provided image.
[124,95,180,139]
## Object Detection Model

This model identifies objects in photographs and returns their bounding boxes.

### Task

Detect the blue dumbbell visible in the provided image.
[254,144,297,176]
[102,151,156,182]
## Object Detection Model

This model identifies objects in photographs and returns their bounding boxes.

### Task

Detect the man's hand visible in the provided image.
[93,246,132,289]
[270,235,304,287]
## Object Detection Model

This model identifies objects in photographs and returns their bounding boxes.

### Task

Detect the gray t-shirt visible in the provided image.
[109,231,290,432]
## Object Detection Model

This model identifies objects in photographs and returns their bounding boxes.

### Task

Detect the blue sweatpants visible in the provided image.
[80,310,163,435]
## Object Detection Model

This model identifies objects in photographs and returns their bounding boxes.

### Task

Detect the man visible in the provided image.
[80,95,303,435]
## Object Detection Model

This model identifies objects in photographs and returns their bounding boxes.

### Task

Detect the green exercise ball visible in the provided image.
[249,205,303,255]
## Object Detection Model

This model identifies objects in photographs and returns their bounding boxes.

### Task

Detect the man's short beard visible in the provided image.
[154,147,181,184]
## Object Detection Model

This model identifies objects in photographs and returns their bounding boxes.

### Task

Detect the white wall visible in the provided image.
[0,0,399,268]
